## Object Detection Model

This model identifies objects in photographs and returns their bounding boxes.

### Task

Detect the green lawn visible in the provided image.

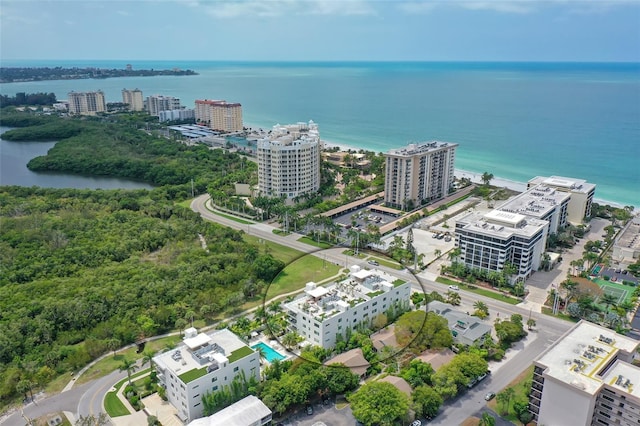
[179,367,208,383]
[487,366,534,425]
[104,391,130,417]
[541,307,578,322]
[435,277,520,305]
[297,235,334,249]
[243,234,302,264]
[210,209,254,224]
[268,255,340,297]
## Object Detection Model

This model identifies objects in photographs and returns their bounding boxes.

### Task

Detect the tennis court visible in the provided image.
[593,278,633,305]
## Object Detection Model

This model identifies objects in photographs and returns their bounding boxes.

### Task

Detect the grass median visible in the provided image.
[436,277,520,305]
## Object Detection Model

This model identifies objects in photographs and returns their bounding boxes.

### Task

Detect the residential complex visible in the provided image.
[67,91,106,115]
[527,176,596,224]
[146,95,182,116]
[455,209,548,282]
[159,108,195,122]
[426,301,492,346]
[153,328,259,423]
[384,141,458,210]
[256,121,321,199]
[187,395,272,426]
[529,320,640,426]
[612,215,640,265]
[195,99,243,132]
[121,88,144,111]
[283,266,411,349]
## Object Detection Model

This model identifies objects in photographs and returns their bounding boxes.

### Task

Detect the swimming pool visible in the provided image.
[251,342,286,362]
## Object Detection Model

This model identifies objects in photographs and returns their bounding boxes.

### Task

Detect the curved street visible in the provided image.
[2,194,574,426]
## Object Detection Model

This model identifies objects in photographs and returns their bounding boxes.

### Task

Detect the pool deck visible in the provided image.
[249,336,292,363]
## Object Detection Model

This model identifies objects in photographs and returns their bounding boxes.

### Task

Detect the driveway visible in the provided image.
[276,401,356,426]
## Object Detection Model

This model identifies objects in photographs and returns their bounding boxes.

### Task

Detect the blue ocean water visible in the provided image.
[1,60,638,206]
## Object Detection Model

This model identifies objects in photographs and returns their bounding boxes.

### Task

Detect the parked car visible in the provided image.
[477,372,488,382]
[448,285,460,291]
[368,260,379,266]
[485,391,496,401]
[411,421,422,426]
[306,405,313,415]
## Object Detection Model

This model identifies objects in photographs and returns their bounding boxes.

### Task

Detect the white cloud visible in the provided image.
[200,0,376,19]
[459,1,534,14]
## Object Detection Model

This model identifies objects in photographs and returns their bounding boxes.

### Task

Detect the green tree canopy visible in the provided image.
[348,381,410,426]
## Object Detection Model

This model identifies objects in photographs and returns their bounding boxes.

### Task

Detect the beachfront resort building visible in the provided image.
[527,176,596,224]
[121,88,144,111]
[384,141,458,210]
[256,121,321,199]
[153,328,259,423]
[159,108,195,122]
[146,95,182,116]
[496,183,571,235]
[455,209,548,283]
[528,320,640,426]
[426,301,492,346]
[283,266,411,349]
[67,90,106,115]
[195,99,243,132]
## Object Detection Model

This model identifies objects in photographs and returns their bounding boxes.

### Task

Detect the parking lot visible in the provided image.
[332,204,399,231]
[275,400,357,426]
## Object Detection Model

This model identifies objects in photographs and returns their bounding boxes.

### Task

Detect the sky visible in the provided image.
[1,0,639,62]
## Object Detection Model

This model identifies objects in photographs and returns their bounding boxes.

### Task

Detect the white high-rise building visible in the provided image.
[283,267,411,349]
[146,95,182,116]
[384,141,458,210]
[153,328,260,423]
[257,121,321,199]
[529,320,640,426]
[121,88,144,111]
[527,176,596,224]
[455,210,548,283]
[67,91,106,115]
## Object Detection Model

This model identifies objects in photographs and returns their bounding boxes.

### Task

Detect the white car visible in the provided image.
[448,285,460,291]
[411,421,422,426]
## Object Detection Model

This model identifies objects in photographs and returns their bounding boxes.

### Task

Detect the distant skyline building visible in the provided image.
[256,121,321,199]
[529,320,640,426]
[146,94,182,116]
[195,99,243,132]
[67,90,106,115]
[527,176,596,224]
[384,141,458,210]
[121,88,144,111]
[159,108,195,122]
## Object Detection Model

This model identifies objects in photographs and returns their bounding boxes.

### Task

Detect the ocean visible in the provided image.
[1,60,638,207]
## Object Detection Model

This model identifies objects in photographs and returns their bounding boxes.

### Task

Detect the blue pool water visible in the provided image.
[251,342,286,362]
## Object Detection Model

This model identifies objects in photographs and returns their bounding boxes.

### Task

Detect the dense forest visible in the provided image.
[0,92,57,107]
[0,112,272,405]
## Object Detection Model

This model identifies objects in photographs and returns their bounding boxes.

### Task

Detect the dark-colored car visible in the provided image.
[306,405,313,415]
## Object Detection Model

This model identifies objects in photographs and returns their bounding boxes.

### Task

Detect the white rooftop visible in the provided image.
[497,184,570,219]
[184,333,212,350]
[601,360,640,398]
[306,286,329,298]
[528,175,596,194]
[535,320,640,395]
[187,395,271,426]
[457,210,548,239]
[484,209,527,227]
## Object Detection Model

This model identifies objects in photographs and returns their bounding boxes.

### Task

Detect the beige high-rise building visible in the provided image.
[121,88,144,111]
[67,91,106,115]
[529,320,640,426]
[257,121,320,199]
[195,99,243,132]
[527,176,596,224]
[384,141,458,210]
[146,95,182,116]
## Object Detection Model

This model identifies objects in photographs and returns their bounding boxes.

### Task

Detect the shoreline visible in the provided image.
[318,138,630,209]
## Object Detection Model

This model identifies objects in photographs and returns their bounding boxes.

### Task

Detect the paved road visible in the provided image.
[1,194,574,426]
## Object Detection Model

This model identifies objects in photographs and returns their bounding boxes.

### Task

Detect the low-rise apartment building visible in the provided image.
[257,121,321,199]
[384,141,458,210]
[426,301,492,346]
[527,176,596,224]
[154,328,259,423]
[529,320,640,426]
[455,210,548,282]
[187,395,272,426]
[283,267,411,349]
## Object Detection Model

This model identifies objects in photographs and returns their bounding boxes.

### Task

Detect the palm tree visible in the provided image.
[142,349,156,372]
[481,172,494,186]
[448,247,461,262]
[473,301,489,315]
[446,291,461,306]
[119,358,139,385]
[527,318,536,330]
[255,346,267,364]
[479,412,496,426]
[282,331,301,350]
[434,248,442,259]
[107,338,121,358]
[600,293,617,312]
[175,318,188,337]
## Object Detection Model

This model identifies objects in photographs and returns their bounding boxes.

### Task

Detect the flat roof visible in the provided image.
[457,211,548,239]
[601,360,640,399]
[184,333,212,350]
[386,141,458,157]
[535,320,639,395]
[187,395,271,426]
[306,286,329,298]
[497,184,570,219]
[484,210,526,226]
